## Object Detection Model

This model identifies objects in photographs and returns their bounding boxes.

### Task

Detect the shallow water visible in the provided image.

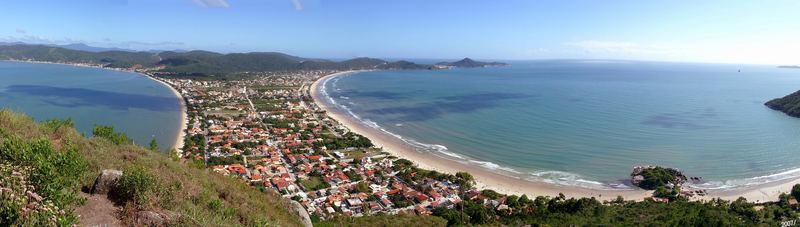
[0,61,182,149]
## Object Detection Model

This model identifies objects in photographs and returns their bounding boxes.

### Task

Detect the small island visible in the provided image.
[765,90,800,117]
[631,166,688,201]
[778,65,800,69]
[435,57,508,68]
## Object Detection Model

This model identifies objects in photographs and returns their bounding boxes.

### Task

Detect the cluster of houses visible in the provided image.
[155,71,474,219]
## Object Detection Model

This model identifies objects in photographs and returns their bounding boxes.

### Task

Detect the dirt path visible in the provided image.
[75,192,122,227]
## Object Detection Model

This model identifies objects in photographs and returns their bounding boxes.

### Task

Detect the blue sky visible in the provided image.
[1,0,798,64]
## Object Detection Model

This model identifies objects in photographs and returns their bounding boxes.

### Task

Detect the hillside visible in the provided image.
[766,90,800,117]
[0,44,160,68]
[436,57,507,68]
[0,44,432,76]
[0,109,304,226]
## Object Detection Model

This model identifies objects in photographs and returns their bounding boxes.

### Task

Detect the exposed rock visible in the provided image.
[136,211,167,227]
[290,200,313,227]
[91,169,122,194]
[630,165,687,190]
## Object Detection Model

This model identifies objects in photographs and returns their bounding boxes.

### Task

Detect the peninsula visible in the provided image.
[435,57,508,68]
[765,90,800,117]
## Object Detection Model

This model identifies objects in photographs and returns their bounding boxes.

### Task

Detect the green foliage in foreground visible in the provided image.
[401,192,799,227]
[0,109,304,226]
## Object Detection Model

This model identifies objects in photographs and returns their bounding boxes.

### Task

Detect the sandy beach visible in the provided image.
[310,71,800,203]
[2,60,189,152]
[311,71,652,201]
[145,74,188,152]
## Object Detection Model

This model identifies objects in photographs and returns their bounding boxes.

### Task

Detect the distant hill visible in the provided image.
[0,44,160,68]
[765,90,800,117]
[436,57,507,68]
[0,43,433,75]
[778,65,800,69]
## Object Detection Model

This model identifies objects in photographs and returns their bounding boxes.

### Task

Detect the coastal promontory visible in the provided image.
[765,90,800,117]
[435,57,508,68]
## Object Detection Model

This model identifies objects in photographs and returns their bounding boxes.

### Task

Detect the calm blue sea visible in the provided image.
[0,61,182,149]
[322,60,800,189]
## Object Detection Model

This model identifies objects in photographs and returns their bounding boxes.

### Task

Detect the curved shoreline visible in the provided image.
[1,60,188,152]
[311,70,800,202]
[145,75,188,152]
[311,71,651,201]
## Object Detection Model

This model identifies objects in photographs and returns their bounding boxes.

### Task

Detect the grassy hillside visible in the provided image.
[0,109,303,226]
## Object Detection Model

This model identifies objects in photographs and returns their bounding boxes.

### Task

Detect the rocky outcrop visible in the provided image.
[136,211,166,226]
[630,166,687,190]
[290,200,313,227]
[91,169,122,194]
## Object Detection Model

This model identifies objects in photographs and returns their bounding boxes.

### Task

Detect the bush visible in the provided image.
[0,135,87,226]
[92,125,131,145]
[116,165,156,207]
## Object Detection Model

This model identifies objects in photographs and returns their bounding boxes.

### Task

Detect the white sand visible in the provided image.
[310,71,800,202]
[143,74,188,153]
[311,72,652,201]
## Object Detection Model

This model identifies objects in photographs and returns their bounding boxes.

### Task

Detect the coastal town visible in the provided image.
[146,70,482,220]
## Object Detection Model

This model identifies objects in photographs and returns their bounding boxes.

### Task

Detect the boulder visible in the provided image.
[91,169,122,194]
[136,211,166,227]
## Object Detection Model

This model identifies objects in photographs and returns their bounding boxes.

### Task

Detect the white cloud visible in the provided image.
[192,0,229,8]
[292,0,304,10]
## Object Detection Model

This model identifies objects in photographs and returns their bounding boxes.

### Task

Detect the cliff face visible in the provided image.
[765,90,800,117]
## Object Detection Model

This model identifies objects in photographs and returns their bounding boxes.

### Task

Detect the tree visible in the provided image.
[149,138,159,151]
[791,184,800,200]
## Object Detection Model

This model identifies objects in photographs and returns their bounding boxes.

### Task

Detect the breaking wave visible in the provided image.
[318,72,619,190]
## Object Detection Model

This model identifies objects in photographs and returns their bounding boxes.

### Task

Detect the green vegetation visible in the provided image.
[0,131,87,225]
[0,44,434,77]
[115,165,157,207]
[92,125,131,145]
[436,57,508,68]
[0,109,303,226]
[148,138,159,151]
[766,90,800,117]
[317,132,373,150]
[299,176,329,191]
[636,166,684,190]
[207,155,243,166]
[333,190,800,226]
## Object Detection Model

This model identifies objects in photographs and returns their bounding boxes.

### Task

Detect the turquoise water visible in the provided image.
[322,60,800,189]
[0,61,182,149]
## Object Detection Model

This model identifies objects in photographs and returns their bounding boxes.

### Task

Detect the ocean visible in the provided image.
[321,60,800,190]
[0,61,182,149]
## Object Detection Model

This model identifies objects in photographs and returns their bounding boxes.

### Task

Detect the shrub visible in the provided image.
[116,165,156,207]
[0,135,87,226]
[92,125,131,145]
